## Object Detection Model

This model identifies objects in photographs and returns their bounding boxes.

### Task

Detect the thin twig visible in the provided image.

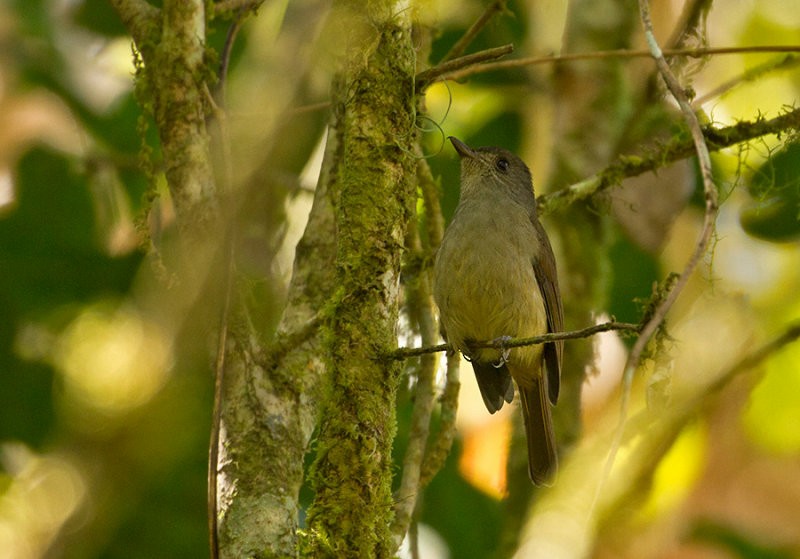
[391,196,442,548]
[439,0,507,63]
[389,320,640,360]
[416,44,514,91]
[205,55,238,559]
[409,519,420,559]
[207,233,232,559]
[288,100,333,116]
[439,45,800,83]
[593,0,720,512]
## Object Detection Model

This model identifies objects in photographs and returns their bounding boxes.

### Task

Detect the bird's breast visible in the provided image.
[433,201,547,366]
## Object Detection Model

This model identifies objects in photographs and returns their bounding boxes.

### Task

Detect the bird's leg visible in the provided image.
[461,340,475,362]
[491,336,513,368]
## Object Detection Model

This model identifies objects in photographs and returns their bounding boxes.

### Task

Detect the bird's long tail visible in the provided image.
[518,377,558,485]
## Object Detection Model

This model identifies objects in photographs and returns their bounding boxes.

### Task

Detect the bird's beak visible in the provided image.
[449,136,476,159]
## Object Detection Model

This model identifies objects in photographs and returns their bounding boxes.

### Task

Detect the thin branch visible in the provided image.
[409,518,420,559]
[207,233,232,559]
[585,321,800,551]
[416,44,514,91]
[288,100,333,116]
[392,337,437,549]
[439,0,507,63]
[438,45,800,83]
[627,0,718,385]
[593,0,721,511]
[388,320,640,360]
[391,187,442,548]
[204,80,236,559]
[416,145,445,254]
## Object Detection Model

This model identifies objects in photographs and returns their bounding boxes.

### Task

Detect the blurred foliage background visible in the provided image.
[1,0,800,558]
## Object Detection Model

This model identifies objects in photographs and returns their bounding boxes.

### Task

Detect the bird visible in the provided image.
[433,136,564,485]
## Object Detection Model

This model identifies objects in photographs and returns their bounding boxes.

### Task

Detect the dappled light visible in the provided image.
[0,446,86,559]
[53,302,173,416]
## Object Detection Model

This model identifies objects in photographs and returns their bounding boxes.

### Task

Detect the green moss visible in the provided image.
[306,14,418,559]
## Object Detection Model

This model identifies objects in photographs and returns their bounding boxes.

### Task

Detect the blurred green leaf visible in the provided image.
[0,147,141,314]
[0,146,142,447]
[0,348,56,446]
[740,142,800,242]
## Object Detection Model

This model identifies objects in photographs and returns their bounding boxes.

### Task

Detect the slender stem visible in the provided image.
[391,216,440,549]
[592,0,720,511]
[205,79,236,559]
[216,9,249,105]
[625,0,719,423]
[694,54,800,106]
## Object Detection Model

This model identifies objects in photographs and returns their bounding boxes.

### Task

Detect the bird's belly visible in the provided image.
[436,238,547,366]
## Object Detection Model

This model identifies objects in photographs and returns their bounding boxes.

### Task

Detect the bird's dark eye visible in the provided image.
[496,158,509,172]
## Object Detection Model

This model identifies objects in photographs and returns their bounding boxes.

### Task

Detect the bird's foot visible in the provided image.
[491,336,513,368]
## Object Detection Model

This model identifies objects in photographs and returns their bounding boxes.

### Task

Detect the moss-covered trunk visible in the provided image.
[304,3,418,557]
[115,0,419,556]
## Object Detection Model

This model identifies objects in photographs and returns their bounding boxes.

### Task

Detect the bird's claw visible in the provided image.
[491,336,512,368]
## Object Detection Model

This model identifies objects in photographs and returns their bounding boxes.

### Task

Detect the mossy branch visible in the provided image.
[538,107,800,215]
[112,0,216,224]
[305,8,418,557]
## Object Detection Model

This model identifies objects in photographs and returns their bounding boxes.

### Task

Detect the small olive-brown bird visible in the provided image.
[433,137,564,485]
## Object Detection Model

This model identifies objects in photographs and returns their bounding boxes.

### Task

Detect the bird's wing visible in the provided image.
[531,219,563,405]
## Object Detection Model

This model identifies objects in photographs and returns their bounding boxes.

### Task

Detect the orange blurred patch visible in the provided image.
[459,415,511,498]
